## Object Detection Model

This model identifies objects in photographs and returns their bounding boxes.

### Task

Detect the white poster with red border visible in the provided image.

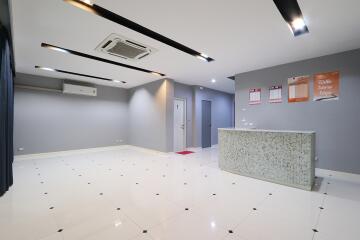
[249,88,261,105]
[269,85,282,103]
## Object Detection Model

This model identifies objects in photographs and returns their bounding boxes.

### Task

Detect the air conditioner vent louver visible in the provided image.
[96,33,157,61]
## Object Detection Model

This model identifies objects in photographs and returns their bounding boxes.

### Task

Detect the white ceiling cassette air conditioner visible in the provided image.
[95,33,157,61]
[63,82,97,97]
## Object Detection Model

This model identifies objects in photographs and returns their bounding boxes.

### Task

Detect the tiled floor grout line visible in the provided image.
[311,175,332,240]
[35,157,66,240]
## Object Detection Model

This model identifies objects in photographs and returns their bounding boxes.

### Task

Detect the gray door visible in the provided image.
[201,100,211,148]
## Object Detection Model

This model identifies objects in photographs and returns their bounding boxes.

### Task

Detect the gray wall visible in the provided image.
[14,74,129,155]
[193,86,235,147]
[128,79,174,152]
[174,82,194,147]
[235,49,360,174]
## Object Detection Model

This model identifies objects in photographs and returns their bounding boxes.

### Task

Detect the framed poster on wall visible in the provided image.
[313,71,340,101]
[288,75,310,103]
[269,85,282,103]
[249,88,261,105]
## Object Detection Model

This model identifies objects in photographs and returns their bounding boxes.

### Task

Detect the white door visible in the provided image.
[174,99,186,152]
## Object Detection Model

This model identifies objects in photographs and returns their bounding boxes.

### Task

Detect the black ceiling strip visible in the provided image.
[41,42,165,76]
[228,76,235,81]
[64,0,214,62]
[35,65,126,83]
[273,0,309,36]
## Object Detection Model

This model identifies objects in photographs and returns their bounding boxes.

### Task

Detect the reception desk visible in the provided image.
[219,128,315,190]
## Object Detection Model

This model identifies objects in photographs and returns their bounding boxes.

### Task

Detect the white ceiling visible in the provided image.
[10,0,360,93]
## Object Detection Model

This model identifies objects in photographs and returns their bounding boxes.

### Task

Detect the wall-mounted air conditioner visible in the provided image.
[63,83,97,97]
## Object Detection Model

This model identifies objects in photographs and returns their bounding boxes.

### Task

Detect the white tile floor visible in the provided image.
[1,146,360,240]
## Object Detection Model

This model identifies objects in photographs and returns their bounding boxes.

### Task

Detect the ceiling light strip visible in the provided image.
[273,0,309,36]
[64,0,214,62]
[41,43,165,77]
[35,65,126,83]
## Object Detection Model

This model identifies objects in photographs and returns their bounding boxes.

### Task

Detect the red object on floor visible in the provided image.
[176,151,194,155]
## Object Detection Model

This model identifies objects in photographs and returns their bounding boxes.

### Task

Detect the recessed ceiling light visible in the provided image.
[196,55,208,62]
[113,80,121,83]
[35,66,55,72]
[35,65,126,83]
[64,0,214,62]
[151,72,163,77]
[291,18,306,31]
[273,0,309,37]
[211,79,216,83]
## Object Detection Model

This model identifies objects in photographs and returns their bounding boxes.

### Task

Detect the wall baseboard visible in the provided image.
[13,144,166,161]
[14,145,128,161]
[14,146,360,183]
[316,168,360,183]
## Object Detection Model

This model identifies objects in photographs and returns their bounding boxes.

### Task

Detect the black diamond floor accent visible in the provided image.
[57,229,63,233]
[212,193,216,196]
[99,193,103,195]
[143,230,148,233]
[319,207,324,210]
[228,230,233,234]
[49,207,54,210]
[312,229,319,233]
[269,193,273,196]
[253,208,257,211]
[117,208,121,211]
[185,208,189,211]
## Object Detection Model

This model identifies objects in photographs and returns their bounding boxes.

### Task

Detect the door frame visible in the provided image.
[174,97,187,150]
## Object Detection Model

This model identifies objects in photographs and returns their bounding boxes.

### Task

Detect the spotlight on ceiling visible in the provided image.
[211,79,216,83]
[273,0,309,37]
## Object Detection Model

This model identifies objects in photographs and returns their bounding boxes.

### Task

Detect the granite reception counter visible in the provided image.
[219,128,315,190]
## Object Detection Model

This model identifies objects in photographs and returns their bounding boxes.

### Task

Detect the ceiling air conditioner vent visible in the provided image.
[96,33,157,61]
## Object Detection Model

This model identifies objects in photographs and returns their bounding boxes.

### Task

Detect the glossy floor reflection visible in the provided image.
[1,146,360,240]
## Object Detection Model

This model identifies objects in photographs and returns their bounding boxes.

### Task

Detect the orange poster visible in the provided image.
[288,75,310,103]
[313,71,340,101]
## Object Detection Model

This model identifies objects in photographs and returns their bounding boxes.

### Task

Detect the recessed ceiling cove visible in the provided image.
[41,43,165,76]
[64,0,215,62]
